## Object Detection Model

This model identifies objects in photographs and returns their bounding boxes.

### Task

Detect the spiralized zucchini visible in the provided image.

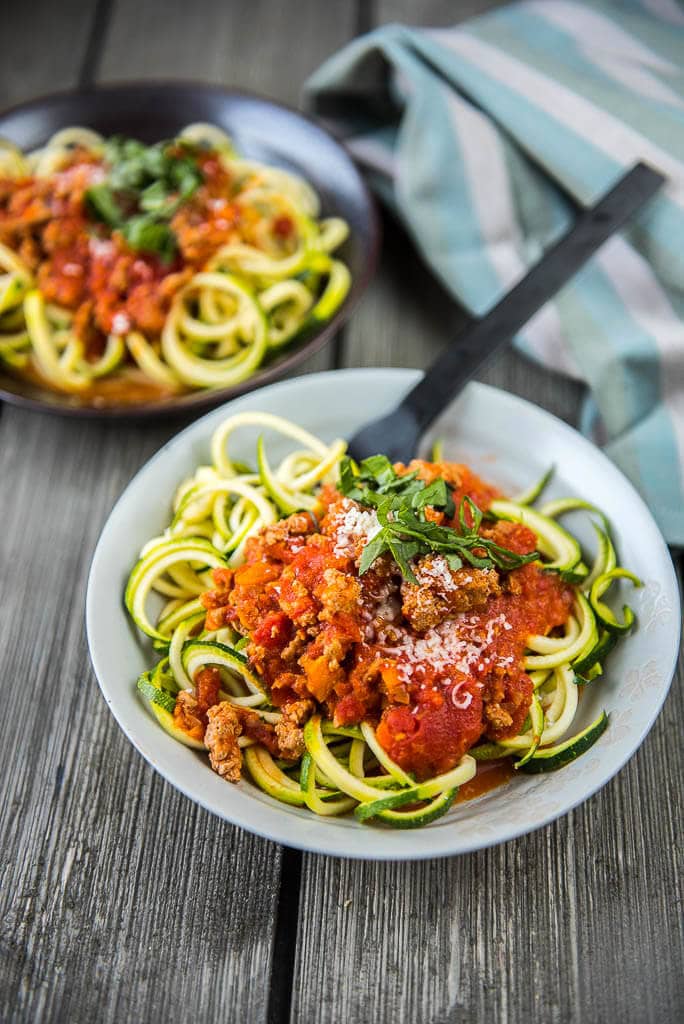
[125,414,638,828]
[0,124,351,397]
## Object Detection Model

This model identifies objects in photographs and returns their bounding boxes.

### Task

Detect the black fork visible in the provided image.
[346,162,664,464]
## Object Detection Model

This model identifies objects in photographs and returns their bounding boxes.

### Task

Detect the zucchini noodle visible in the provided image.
[125,414,638,829]
[0,125,351,400]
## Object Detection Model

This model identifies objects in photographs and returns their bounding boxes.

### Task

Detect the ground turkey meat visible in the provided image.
[173,691,205,744]
[274,699,314,760]
[204,702,244,782]
[483,672,534,741]
[401,556,502,632]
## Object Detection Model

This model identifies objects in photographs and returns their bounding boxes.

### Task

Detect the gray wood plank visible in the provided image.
[0,409,284,1024]
[0,0,97,104]
[102,0,358,105]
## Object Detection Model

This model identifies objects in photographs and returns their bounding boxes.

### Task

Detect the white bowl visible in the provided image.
[86,369,681,859]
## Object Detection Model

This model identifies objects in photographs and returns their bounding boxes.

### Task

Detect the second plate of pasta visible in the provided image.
[0,83,378,416]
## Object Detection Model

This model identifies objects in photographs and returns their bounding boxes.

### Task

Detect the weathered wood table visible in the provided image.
[1,2,682,1021]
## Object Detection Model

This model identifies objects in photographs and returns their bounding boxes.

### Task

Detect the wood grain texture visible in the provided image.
[0,409,284,1024]
[102,0,358,104]
[0,0,97,103]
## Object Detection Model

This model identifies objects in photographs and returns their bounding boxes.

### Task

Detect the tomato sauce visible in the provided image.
[15,359,177,406]
[456,759,515,802]
[201,462,576,785]
[0,143,295,400]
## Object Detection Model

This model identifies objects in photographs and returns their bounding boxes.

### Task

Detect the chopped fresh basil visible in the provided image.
[413,478,454,517]
[338,454,538,580]
[358,531,390,576]
[138,179,173,214]
[86,183,124,227]
[122,217,177,263]
[85,134,204,259]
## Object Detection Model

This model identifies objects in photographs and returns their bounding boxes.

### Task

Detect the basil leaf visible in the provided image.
[169,157,202,197]
[349,485,383,508]
[458,547,493,569]
[390,507,453,544]
[139,179,173,214]
[110,157,147,191]
[142,144,168,178]
[358,531,389,575]
[386,538,420,583]
[458,496,484,535]
[382,471,419,494]
[486,543,539,569]
[86,184,124,227]
[122,216,177,261]
[338,457,357,495]
[413,478,448,510]
[357,454,395,488]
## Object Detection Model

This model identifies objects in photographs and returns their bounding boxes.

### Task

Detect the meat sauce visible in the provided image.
[200,462,575,783]
[0,154,188,346]
[0,147,295,403]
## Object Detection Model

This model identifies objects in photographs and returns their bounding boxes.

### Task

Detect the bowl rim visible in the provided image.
[85,367,682,859]
[0,79,381,419]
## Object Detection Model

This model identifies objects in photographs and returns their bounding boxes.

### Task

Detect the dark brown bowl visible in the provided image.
[0,81,379,418]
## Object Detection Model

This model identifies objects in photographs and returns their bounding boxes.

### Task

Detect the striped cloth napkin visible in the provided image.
[305,0,684,546]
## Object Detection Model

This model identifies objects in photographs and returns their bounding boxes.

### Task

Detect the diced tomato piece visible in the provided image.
[273,215,294,239]
[252,611,292,650]
[333,694,367,727]
[195,666,221,714]
[377,680,484,780]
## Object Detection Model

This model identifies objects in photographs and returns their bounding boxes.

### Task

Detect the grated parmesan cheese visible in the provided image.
[415,555,456,591]
[451,678,474,710]
[379,618,483,683]
[111,312,131,335]
[484,613,511,646]
[89,237,115,259]
[379,610,515,684]
[332,499,381,558]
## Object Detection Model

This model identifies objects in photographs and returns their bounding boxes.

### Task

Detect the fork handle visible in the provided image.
[400,162,664,433]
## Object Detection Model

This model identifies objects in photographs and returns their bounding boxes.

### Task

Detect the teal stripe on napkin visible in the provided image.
[306,0,684,544]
